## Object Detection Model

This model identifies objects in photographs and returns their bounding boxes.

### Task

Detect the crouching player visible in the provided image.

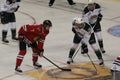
[15,20,52,73]
[67,17,104,65]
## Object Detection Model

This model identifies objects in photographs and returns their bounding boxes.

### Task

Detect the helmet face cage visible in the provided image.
[43,20,52,27]
[73,18,84,29]
[74,22,84,29]
[88,0,95,10]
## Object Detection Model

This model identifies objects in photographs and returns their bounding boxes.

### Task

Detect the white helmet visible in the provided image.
[74,17,84,24]
[88,0,95,4]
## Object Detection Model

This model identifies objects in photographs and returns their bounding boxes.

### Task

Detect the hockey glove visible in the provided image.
[72,27,77,34]
[38,49,44,57]
[15,6,20,12]
[97,14,103,23]
[18,34,24,41]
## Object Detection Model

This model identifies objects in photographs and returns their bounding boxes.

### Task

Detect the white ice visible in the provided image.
[0,0,120,80]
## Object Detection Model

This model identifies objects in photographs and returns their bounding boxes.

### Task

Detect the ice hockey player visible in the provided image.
[15,20,52,73]
[111,56,120,80]
[67,17,104,65]
[0,0,21,43]
[81,0,105,54]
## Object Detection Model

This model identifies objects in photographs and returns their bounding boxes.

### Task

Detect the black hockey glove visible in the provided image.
[18,34,24,41]
[38,49,44,57]
[15,6,20,12]
[18,34,32,47]
[97,14,103,23]
[72,27,77,34]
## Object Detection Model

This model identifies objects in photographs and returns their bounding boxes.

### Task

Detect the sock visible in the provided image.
[16,50,26,67]
[69,49,75,58]
[95,50,102,59]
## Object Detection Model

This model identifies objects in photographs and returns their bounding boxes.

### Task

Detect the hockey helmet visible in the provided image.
[74,17,84,24]
[88,0,95,4]
[43,20,52,27]
[73,17,84,28]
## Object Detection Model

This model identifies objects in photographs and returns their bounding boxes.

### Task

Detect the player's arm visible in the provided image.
[72,20,77,34]
[96,3,103,23]
[37,32,49,56]
[97,13,103,23]
[82,7,90,24]
[84,23,94,34]
[14,0,21,12]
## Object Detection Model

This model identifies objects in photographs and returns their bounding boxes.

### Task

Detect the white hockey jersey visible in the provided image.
[0,0,20,13]
[111,56,120,71]
[73,23,93,44]
[82,3,102,24]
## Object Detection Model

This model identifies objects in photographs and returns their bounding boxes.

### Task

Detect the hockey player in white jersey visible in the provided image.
[111,56,120,80]
[81,0,105,54]
[67,17,104,65]
[0,0,20,43]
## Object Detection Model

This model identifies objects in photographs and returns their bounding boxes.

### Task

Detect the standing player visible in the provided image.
[81,0,105,54]
[67,17,104,65]
[15,20,52,73]
[49,0,76,7]
[111,56,120,80]
[0,0,20,43]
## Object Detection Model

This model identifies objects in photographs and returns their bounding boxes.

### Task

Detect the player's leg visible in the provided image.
[49,0,55,7]
[31,42,42,69]
[9,13,18,40]
[67,0,76,5]
[94,22,105,53]
[95,31,105,53]
[89,33,104,65]
[1,12,9,43]
[81,42,88,54]
[15,39,27,72]
[67,34,81,64]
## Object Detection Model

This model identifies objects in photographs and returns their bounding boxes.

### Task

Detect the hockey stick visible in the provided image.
[22,37,71,71]
[86,53,97,74]
[42,56,71,71]
[87,23,98,74]
[72,46,81,59]
[72,23,97,60]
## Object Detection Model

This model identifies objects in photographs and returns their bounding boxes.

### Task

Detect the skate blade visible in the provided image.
[34,66,42,69]
[15,71,23,75]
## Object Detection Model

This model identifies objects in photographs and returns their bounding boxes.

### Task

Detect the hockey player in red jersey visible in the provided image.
[15,20,52,73]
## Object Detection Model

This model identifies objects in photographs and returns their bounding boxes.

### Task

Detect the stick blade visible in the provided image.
[61,68,71,71]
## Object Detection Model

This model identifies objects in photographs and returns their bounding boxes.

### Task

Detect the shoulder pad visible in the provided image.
[16,0,21,2]
[95,3,101,9]
[83,6,89,15]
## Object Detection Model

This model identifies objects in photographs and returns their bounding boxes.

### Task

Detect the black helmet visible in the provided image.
[43,20,52,27]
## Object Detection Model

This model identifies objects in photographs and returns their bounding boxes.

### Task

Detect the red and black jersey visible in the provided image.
[18,24,49,50]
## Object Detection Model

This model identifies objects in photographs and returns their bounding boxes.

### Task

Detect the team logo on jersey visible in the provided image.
[108,25,120,37]
[37,28,41,31]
